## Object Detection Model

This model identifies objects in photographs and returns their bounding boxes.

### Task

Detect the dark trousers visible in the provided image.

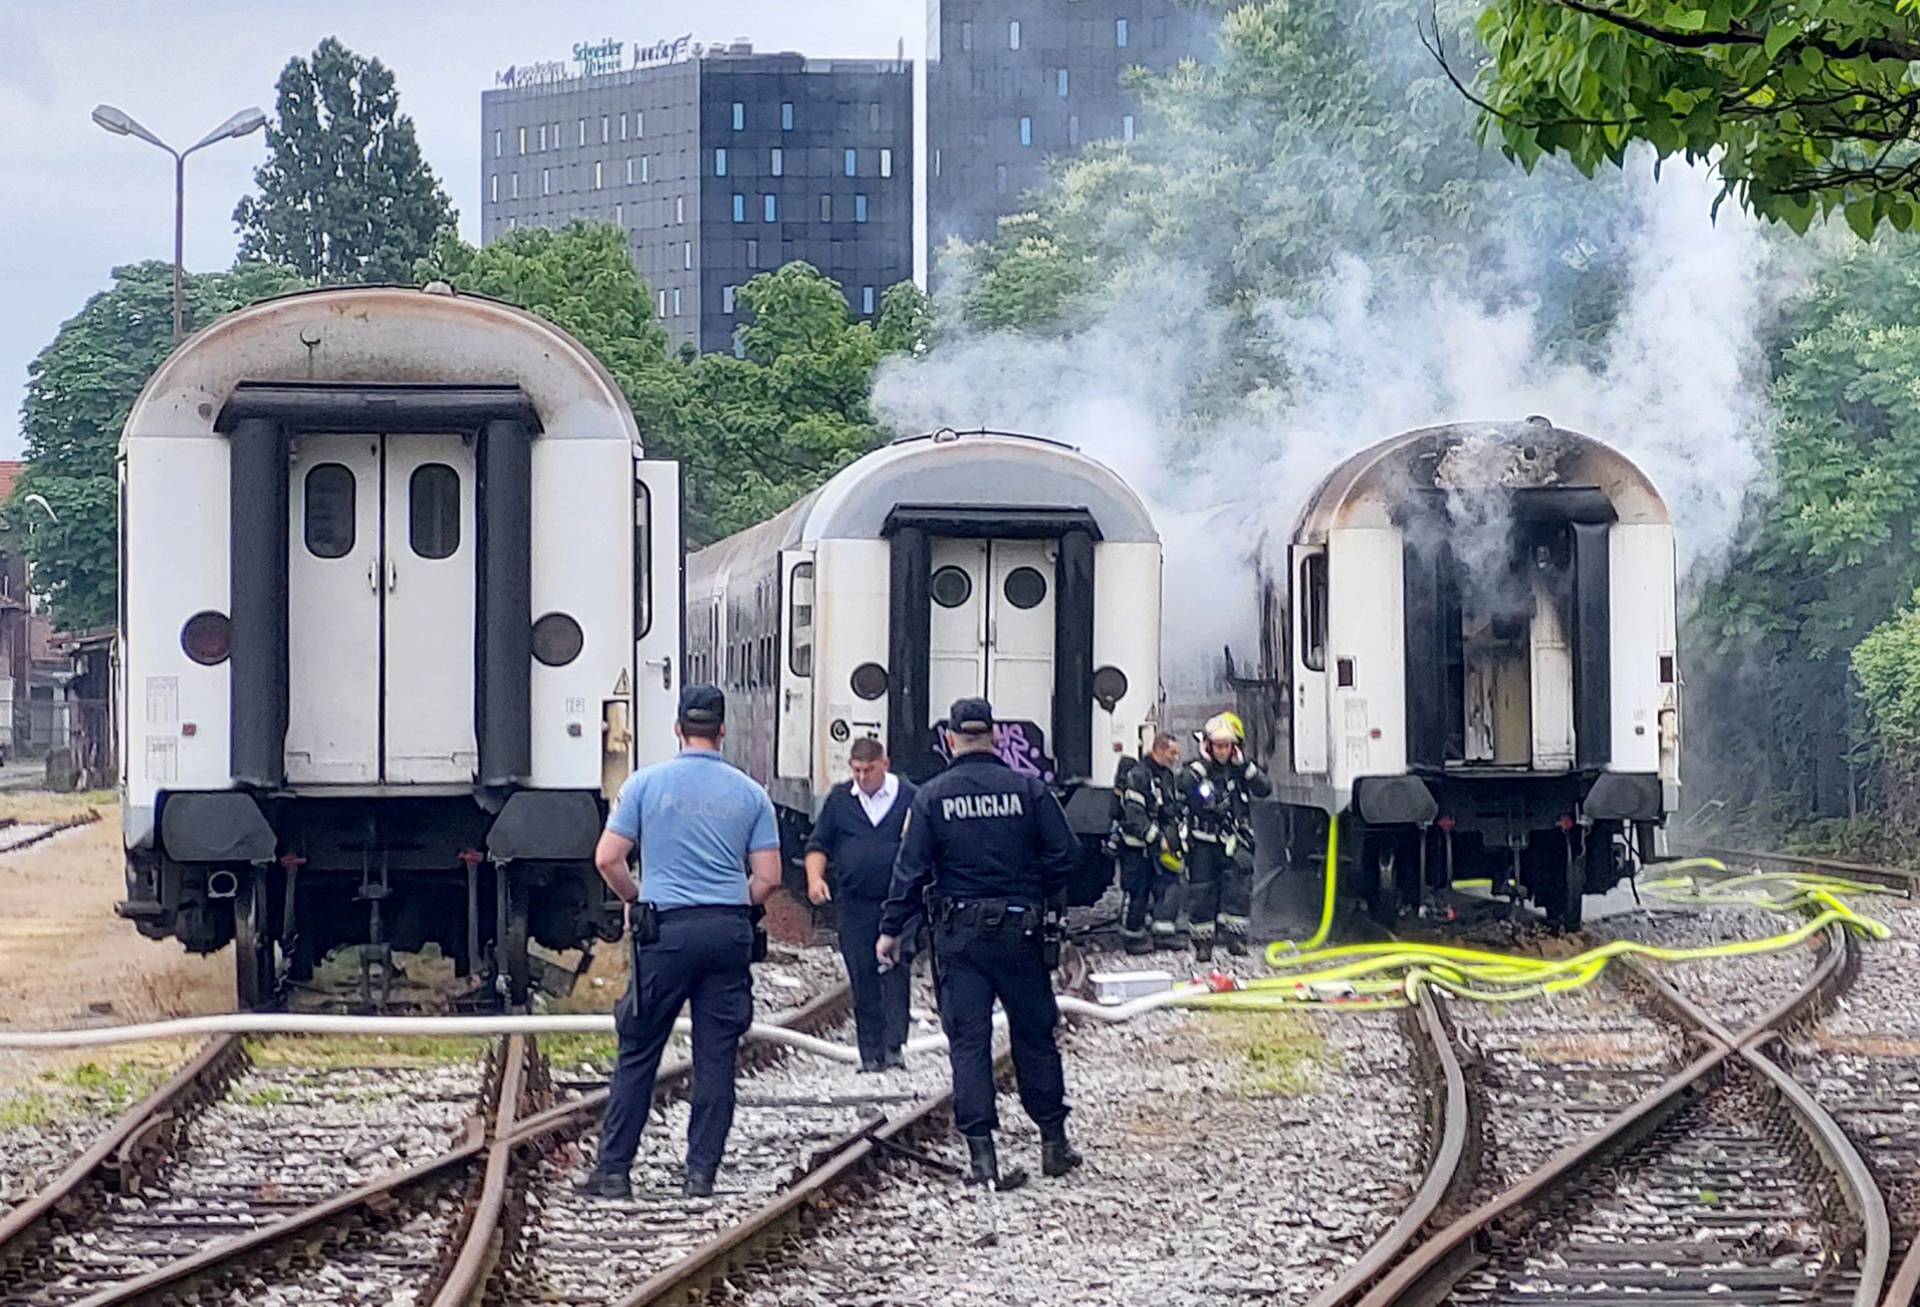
[934,918,1067,1139]
[836,895,913,1064]
[595,907,753,1178]
[1119,848,1181,939]
[1186,840,1252,939]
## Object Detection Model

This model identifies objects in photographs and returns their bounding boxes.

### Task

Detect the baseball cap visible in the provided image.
[679,685,726,726]
[949,697,995,735]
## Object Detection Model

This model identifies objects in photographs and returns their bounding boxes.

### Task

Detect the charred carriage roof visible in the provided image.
[1293,421,1670,545]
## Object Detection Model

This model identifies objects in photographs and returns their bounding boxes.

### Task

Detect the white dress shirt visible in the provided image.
[856,772,901,826]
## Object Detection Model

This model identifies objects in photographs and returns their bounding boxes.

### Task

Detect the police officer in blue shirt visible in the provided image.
[876,697,1084,1189]
[575,686,783,1200]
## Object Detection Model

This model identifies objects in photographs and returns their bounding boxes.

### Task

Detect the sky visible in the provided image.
[0,0,917,458]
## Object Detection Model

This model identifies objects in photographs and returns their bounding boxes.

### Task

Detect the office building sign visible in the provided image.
[573,37,624,77]
[633,34,695,68]
[495,60,571,88]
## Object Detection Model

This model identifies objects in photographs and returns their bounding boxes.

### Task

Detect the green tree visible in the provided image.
[1469,0,1920,236]
[1854,589,1920,847]
[11,261,305,628]
[235,37,456,281]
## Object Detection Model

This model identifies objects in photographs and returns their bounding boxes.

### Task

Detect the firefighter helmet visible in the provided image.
[1204,712,1246,744]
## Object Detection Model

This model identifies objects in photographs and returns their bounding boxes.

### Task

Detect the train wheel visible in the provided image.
[1531,832,1585,929]
[503,879,532,1007]
[1362,834,1401,927]
[234,872,280,1011]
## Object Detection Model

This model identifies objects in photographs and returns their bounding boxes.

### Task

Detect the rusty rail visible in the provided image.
[1354,903,1885,1307]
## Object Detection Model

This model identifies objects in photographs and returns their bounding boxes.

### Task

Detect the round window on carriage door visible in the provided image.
[303,463,356,558]
[409,464,462,559]
[931,565,973,608]
[1003,566,1048,609]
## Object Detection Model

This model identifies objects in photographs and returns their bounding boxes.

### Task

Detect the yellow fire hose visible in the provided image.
[1172,839,1897,1013]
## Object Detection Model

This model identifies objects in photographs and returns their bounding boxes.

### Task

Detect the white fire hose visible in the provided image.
[0,989,1195,1059]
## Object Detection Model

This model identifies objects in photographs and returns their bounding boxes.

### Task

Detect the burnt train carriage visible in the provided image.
[686,429,1163,904]
[1242,420,1679,926]
[116,285,684,1005]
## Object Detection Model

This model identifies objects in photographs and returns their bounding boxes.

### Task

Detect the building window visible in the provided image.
[782,102,793,130]
[1116,17,1129,46]
[723,285,736,313]
[658,289,667,318]
[855,194,868,223]
[1059,68,1069,97]
[620,113,629,141]
[869,102,881,131]
[771,147,783,176]
[819,193,832,222]
[636,110,645,137]
[489,174,498,202]
[1123,114,1136,142]
[518,126,526,155]
[764,194,777,222]
[600,115,609,143]
[593,160,603,189]
[541,168,551,195]
[684,241,693,270]
[715,147,728,177]
[733,193,746,222]
[934,147,942,177]
[862,285,875,315]
[1068,115,1080,146]
[1020,117,1032,147]
[493,128,502,158]
[996,163,1008,194]
[642,156,651,183]
[511,172,520,198]
[538,123,547,151]
[961,20,972,51]
[675,195,685,223]
[732,101,744,130]
[626,157,634,184]
[1010,19,1021,49]
[672,287,682,316]
[880,147,893,178]
[747,238,759,267]
[844,148,857,177]
[615,202,623,225]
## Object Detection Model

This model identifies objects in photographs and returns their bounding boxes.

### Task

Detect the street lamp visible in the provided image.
[91,103,268,344]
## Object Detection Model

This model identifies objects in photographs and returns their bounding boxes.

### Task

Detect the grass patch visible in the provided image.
[541,1033,619,1073]
[0,1091,60,1129]
[246,1035,493,1069]
[42,1060,168,1110]
[1205,1011,1334,1098]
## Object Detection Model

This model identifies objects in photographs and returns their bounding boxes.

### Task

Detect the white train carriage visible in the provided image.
[686,429,1162,903]
[116,285,683,1005]
[1243,420,1679,926]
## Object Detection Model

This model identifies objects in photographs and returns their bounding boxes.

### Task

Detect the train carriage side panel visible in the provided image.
[123,436,232,848]
[1600,521,1679,818]
[1326,526,1407,806]
[1090,540,1162,771]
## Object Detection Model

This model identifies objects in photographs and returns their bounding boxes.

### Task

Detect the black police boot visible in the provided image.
[1041,1124,1083,1177]
[884,1047,907,1071]
[1122,931,1153,956]
[683,1167,716,1198]
[1192,933,1214,963]
[965,1134,1000,1186]
[572,1169,631,1200]
[1226,931,1250,957]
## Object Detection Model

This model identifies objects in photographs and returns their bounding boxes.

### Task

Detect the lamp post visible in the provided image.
[90,104,268,344]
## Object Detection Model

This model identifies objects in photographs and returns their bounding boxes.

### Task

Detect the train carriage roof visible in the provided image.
[1293,420,1671,545]
[688,429,1157,592]
[122,285,639,447]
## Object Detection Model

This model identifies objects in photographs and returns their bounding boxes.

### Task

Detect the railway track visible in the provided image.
[1332,848,1911,1307]
[0,813,100,858]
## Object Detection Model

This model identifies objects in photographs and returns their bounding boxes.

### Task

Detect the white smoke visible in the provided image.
[873,157,1782,700]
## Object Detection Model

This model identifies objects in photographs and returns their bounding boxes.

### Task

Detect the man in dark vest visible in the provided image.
[805,737,917,1071]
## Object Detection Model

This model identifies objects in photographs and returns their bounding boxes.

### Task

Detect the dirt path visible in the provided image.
[0,796,229,1092]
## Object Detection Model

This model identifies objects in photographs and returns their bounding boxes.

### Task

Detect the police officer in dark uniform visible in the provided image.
[876,698,1083,1189]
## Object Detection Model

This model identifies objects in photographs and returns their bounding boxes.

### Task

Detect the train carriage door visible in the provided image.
[383,435,479,784]
[1292,546,1330,774]
[634,460,684,768]
[287,436,382,783]
[928,538,988,718]
[987,539,1056,729]
[777,549,815,779]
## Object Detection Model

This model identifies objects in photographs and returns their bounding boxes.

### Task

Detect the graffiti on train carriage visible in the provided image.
[933,718,1056,784]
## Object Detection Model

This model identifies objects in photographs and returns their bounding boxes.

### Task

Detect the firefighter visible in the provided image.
[1117,731,1185,955]
[1180,712,1271,961]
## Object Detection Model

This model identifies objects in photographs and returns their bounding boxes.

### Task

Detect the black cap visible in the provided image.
[949,697,995,734]
[679,684,726,727]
